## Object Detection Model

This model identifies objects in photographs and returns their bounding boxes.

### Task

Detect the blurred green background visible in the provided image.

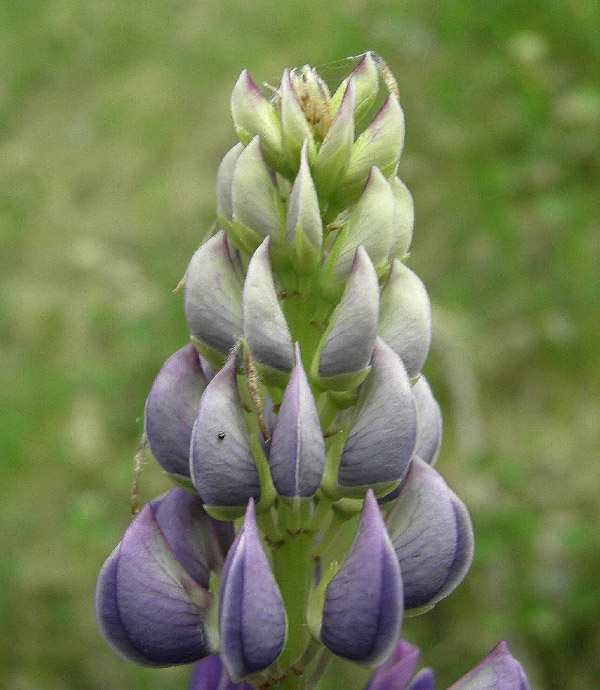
[1,0,598,688]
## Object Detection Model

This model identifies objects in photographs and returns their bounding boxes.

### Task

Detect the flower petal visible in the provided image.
[447,642,531,690]
[413,376,443,466]
[216,143,244,223]
[364,639,420,690]
[388,177,414,260]
[188,655,253,690]
[406,669,436,690]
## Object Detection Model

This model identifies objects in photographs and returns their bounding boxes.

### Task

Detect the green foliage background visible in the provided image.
[1,1,598,688]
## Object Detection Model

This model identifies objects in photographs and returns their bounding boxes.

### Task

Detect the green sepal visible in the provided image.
[311,365,371,394]
[164,471,197,493]
[190,336,227,370]
[306,558,341,641]
[204,503,247,521]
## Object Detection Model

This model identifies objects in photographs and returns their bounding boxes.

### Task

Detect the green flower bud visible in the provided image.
[330,52,379,124]
[389,177,414,260]
[280,68,317,172]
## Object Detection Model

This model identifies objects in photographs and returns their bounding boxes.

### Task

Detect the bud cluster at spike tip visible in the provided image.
[95,53,531,690]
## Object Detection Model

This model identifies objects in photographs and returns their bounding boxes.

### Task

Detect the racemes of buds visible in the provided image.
[96,52,531,690]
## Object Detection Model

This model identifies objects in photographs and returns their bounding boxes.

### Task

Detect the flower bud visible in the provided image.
[385,457,474,612]
[378,258,432,378]
[389,177,414,260]
[230,70,283,168]
[364,639,420,690]
[313,246,379,390]
[189,656,253,690]
[231,136,286,255]
[280,68,317,171]
[144,343,209,478]
[269,343,325,497]
[330,52,379,123]
[413,375,442,466]
[242,237,294,378]
[285,140,323,273]
[448,642,531,690]
[183,230,243,365]
[95,489,225,666]
[318,490,403,666]
[216,143,244,225]
[330,94,404,210]
[312,76,355,199]
[338,338,417,488]
[190,353,261,507]
[219,499,286,680]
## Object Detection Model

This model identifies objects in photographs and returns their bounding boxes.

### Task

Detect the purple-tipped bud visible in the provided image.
[378,259,432,378]
[219,499,286,681]
[144,343,209,477]
[190,354,260,506]
[413,376,442,466]
[231,136,286,254]
[364,639,420,690]
[269,343,325,497]
[95,490,227,667]
[242,237,294,373]
[330,52,379,123]
[230,70,283,167]
[320,490,403,666]
[327,166,395,284]
[183,230,243,360]
[189,655,253,690]
[407,669,436,690]
[389,177,414,260]
[332,94,405,208]
[317,246,379,380]
[386,457,474,611]
[280,68,317,169]
[216,143,244,224]
[338,338,417,487]
[447,642,531,690]
[285,140,323,272]
[313,77,355,198]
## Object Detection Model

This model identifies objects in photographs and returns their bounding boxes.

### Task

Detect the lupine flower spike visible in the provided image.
[96,52,531,690]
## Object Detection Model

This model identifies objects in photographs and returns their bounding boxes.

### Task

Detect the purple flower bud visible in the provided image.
[312,76,355,198]
[144,343,209,477]
[320,490,403,665]
[242,237,294,374]
[407,669,436,690]
[385,457,474,611]
[219,499,286,680]
[231,136,286,254]
[378,258,432,378]
[447,642,531,690]
[317,246,379,383]
[190,354,261,506]
[285,140,323,272]
[280,68,317,169]
[269,343,325,497]
[189,655,253,690]
[330,52,379,123]
[216,143,244,224]
[364,639,420,690]
[95,489,229,667]
[230,70,283,167]
[183,230,243,361]
[413,376,443,466]
[338,338,417,487]
[389,177,414,260]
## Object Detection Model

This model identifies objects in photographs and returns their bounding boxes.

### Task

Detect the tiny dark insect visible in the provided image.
[217,431,226,440]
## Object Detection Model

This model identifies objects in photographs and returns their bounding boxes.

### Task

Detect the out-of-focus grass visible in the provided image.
[1,1,598,688]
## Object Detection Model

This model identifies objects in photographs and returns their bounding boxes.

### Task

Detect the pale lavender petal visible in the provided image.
[219,499,286,680]
[144,343,208,476]
[339,338,417,487]
[407,669,436,690]
[216,143,244,222]
[365,639,420,690]
[413,376,443,466]
[385,458,474,611]
[269,343,325,496]
[447,642,530,690]
[388,177,414,260]
[189,655,253,690]
[183,230,243,354]
[321,490,403,666]
[190,354,260,506]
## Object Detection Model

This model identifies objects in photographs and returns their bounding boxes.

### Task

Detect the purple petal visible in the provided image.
[242,237,294,372]
[447,642,531,690]
[189,655,253,690]
[413,376,443,466]
[365,639,420,690]
[339,338,417,487]
[183,230,243,355]
[407,669,436,690]
[219,499,286,680]
[321,490,403,665]
[385,458,474,611]
[190,354,260,506]
[378,259,432,378]
[318,246,379,378]
[150,488,233,588]
[269,343,325,496]
[95,503,215,666]
[144,343,208,476]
